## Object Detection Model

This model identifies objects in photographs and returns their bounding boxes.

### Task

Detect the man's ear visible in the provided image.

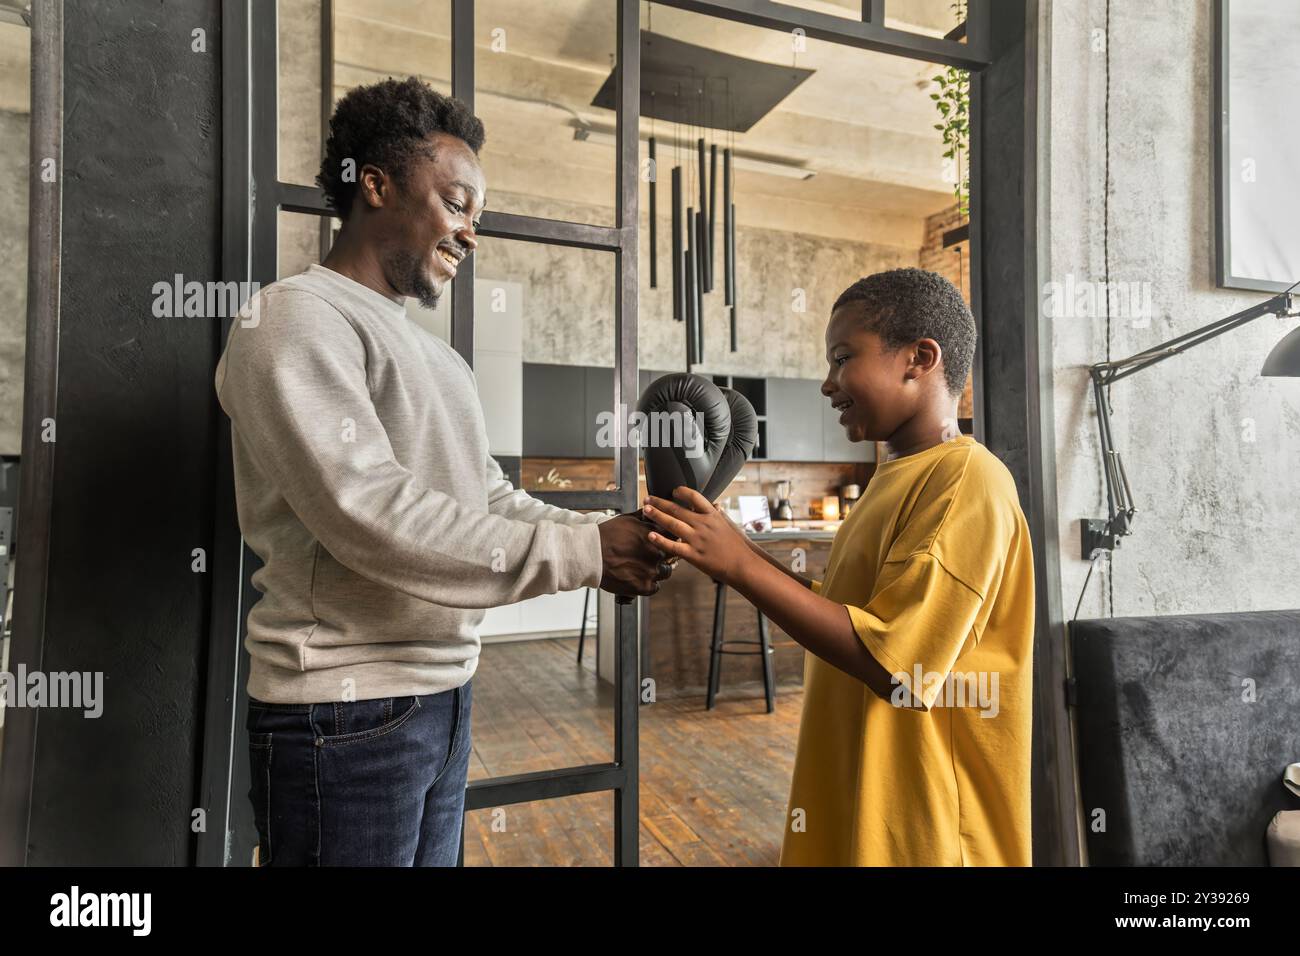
[357,164,390,211]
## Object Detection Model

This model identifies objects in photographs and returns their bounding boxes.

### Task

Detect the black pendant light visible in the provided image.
[686,207,698,366]
[708,143,717,294]
[671,165,682,322]
[648,136,657,289]
[697,137,707,295]
[695,204,706,362]
[728,143,738,348]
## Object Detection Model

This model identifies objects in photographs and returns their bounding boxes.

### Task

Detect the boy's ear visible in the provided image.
[909,338,944,378]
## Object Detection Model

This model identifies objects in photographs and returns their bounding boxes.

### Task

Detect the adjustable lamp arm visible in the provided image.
[1082,290,1298,558]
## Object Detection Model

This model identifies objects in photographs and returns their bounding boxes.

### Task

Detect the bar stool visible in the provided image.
[706,579,775,712]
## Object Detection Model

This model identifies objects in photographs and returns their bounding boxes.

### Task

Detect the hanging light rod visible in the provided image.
[572,126,815,181]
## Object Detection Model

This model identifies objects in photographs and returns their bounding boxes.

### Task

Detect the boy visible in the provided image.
[643,268,1035,866]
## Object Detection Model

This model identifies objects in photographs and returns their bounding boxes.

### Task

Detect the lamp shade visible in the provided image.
[1261,325,1300,376]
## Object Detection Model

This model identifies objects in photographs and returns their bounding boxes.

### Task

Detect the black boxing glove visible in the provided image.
[636,373,733,501]
[700,386,759,502]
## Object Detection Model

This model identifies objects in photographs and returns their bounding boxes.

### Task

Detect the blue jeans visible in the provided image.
[246,681,472,866]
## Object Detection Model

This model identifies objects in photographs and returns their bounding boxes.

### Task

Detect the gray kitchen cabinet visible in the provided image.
[764,377,824,461]
[583,365,615,459]
[522,363,584,457]
[524,364,863,463]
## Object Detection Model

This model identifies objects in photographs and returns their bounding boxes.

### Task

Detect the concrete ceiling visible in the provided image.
[331,0,961,244]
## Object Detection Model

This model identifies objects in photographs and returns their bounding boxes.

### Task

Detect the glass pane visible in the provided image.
[468,238,618,780]
[464,791,612,866]
[276,210,452,344]
[277,208,332,280]
[637,5,958,382]
[278,0,324,186]
[476,236,618,489]
[474,0,616,225]
[470,587,616,783]
[271,228,619,781]
[885,0,967,38]
[0,13,28,739]
[282,0,456,188]
[332,0,453,104]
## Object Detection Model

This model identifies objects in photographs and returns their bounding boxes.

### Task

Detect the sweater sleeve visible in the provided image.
[215,288,604,608]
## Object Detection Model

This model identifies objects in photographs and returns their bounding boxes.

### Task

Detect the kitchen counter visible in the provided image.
[644,533,834,700]
[748,528,838,541]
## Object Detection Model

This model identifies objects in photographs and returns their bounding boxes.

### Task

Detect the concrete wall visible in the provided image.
[0,108,27,455]
[0,20,31,456]
[477,188,918,378]
[1047,0,1300,619]
[277,185,921,379]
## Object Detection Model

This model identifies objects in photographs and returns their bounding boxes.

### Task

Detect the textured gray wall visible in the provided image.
[281,187,920,379]
[0,108,27,455]
[477,189,919,378]
[1049,0,1300,619]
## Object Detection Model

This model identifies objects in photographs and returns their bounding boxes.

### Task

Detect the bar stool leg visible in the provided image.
[707,579,726,710]
[757,609,775,713]
[577,587,590,664]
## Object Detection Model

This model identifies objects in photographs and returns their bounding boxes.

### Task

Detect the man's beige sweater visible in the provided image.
[215,264,605,704]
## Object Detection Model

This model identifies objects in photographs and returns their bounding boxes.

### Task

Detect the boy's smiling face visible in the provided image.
[821,301,940,443]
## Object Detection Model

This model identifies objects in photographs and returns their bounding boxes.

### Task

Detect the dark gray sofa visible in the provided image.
[1070,609,1300,865]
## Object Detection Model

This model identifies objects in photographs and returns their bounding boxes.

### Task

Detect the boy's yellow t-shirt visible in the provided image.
[779,434,1035,866]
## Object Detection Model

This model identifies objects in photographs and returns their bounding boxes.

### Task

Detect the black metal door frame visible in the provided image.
[203,0,644,868]
[0,0,63,868]
[203,0,1075,867]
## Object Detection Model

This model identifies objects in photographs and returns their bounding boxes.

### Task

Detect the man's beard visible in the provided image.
[388,248,442,310]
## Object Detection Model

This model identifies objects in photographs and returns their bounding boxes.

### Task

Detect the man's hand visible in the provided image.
[597,513,674,597]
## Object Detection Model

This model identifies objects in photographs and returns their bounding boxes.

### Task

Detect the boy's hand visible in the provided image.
[642,488,755,586]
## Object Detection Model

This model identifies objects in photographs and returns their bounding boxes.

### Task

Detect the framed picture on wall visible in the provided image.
[1215,0,1300,292]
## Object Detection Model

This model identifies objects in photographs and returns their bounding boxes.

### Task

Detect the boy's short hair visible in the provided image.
[832,268,976,397]
[318,77,485,219]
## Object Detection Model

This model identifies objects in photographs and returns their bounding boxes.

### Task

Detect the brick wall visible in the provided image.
[920,203,973,419]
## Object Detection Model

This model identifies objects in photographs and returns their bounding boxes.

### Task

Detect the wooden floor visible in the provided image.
[463,635,803,866]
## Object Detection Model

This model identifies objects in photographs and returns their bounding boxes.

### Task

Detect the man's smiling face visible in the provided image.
[380,131,486,309]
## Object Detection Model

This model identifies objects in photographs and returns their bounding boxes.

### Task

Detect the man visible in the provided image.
[214,77,668,866]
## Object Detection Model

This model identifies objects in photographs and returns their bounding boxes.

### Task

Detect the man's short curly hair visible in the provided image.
[317,77,485,219]
[832,268,976,397]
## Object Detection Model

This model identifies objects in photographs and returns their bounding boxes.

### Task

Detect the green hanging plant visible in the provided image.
[931,0,970,217]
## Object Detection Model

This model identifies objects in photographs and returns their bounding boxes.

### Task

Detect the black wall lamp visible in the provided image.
[1081,283,1300,558]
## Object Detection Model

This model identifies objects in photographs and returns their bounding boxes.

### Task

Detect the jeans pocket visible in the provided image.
[311,696,422,746]
[248,731,273,866]
[457,681,473,756]
[437,683,472,779]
